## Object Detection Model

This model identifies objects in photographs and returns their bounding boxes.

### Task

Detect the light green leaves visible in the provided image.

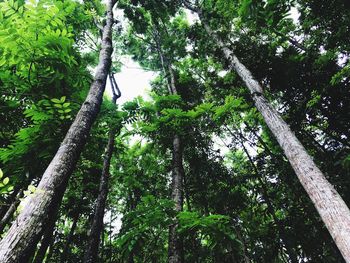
[47,97,72,120]
[23,185,36,196]
[0,169,14,195]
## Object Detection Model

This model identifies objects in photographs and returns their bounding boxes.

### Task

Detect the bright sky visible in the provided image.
[105,56,156,106]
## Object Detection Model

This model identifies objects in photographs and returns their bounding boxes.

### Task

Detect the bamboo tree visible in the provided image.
[182,1,350,261]
[0,0,116,261]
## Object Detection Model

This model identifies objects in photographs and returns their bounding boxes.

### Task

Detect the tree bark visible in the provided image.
[0,186,21,221]
[183,3,350,261]
[32,206,59,263]
[83,72,120,263]
[168,134,185,263]
[60,212,79,263]
[0,190,22,234]
[152,26,185,263]
[0,1,116,261]
[226,125,299,263]
[165,58,184,263]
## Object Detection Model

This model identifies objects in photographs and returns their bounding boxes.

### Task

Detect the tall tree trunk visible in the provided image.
[152,26,185,263]
[168,134,185,263]
[183,3,350,261]
[0,186,21,220]
[225,125,299,263]
[0,1,116,261]
[60,212,80,263]
[166,63,184,263]
[44,232,55,263]
[0,190,22,234]
[32,207,59,263]
[83,73,121,263]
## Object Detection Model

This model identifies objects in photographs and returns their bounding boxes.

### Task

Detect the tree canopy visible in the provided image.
[0,0,350,262]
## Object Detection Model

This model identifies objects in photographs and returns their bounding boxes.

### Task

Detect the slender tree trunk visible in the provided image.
[183,3,350,261]
[0,1,115,261]
[166,63,184,263]
[83,73,121,263]
[32,208,59,263]
[0,190,22,234]
[0,186,21,220]
[152,26,185,263]
[83,127,117,263]
[168,134,185,263]
[44,232,55,263]
[60,212,80,263]
[226,125,299,263]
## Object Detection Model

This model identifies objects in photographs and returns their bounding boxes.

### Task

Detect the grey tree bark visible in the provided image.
[83,73,121,263]
[60,212,79,263]
[152,26,184,263]
[0,190,22,234]
[182,2,350,261]
[32,203,60,263]
[166,65,185,263]
[0,1,116,261]
[168,133,185,263]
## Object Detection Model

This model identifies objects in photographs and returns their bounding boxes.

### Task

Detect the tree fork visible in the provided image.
[0,0,116,261]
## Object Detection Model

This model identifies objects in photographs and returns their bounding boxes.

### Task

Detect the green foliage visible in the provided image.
[178,211,238,249]
[115,195,174,258]
[1,0,350,262]
[0,169,13,195]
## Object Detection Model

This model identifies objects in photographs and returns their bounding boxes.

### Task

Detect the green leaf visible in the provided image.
[60,96,66,103]
[28,185,36,192]
[3,177,9,185]
[51,98,61,104]
[5,9,16,16]
[0,169,3,179]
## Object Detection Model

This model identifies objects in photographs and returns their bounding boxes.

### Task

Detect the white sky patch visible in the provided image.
[105,56,156,106]
[184,9,199,25]
[288,7,300,24]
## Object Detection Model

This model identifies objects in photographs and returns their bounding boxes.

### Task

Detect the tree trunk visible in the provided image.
[44,232,55,263]
[168,134,185,263]
[0,1,116,261]
[60,212,80,263]
[225,125,299,263]
[184,4,350,261]
[0,186,21,220]
[166,62,184,263]
[83,122,118,263]
[152,26,185,263]
[0,190,22,234]
[32,207,59,263]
